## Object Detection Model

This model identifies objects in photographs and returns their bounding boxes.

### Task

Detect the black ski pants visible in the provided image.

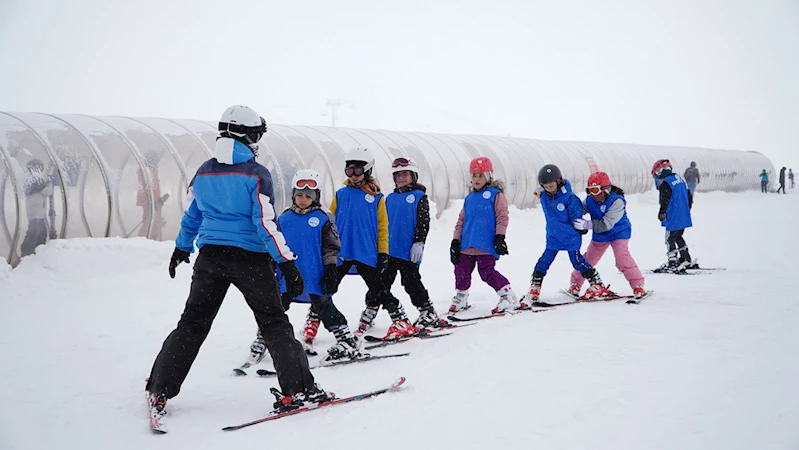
[336,259,401,313]
[367,256,431,310]
[665,229,692,263]
[147,245,315,398]
[284,293,348,331]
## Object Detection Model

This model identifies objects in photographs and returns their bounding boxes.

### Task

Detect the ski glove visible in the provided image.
[493,234,509,255]
[410,242,425,263]
[278,260,305,299]
[658,211,667,222]
[450,239,461,265]
[377,253,390,274]
[168,248,191,279]
[320,264,339,296]
[572,218,592,231]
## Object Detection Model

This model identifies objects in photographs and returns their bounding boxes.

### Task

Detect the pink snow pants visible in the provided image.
[569,239,644,289]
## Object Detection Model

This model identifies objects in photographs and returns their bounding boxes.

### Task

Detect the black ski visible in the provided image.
[447,307,547,322]
[222,377,406,431]
[363,332,452,350]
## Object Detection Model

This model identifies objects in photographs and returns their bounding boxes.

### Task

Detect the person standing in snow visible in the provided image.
[20,159,55,257]
[568,171,646,299]
[364,157,448,329]
[652,159,697,272]
[777,167,787,194]
[683,161,700,196]
[248,169,360,363]
[789,169,795,189]
[760,170,769,193]
[330,147,418,340]
[448,156,520,314]
[524,164,612,305]
[146,106,331,422]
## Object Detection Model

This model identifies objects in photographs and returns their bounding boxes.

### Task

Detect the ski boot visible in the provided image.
[492,284,519,314]
[414,304,449,329]
[632,286,647,299]
[383,305,420,340]
[581,271,614,299]
[147,391,167,416]
[300,309,321,356]
[521,271,544,308]
[325,325,362,361]
[271,383,334,412]
[448,290,470,313]
[249,330,267,365]
[565,283,581,298]
[354,305,379,338]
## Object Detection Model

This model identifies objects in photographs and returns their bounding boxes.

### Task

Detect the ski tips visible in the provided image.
[391,377,407,389]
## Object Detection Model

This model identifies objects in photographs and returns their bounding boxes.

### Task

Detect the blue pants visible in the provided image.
[687,181,697,195]
[534,249,594,276]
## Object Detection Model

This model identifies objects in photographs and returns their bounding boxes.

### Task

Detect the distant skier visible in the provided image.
[777,167,786,194]
[248,169,360,364]
[683,161,700,196]
[448,156,520,314]
[523,164,612,305]
[330,147,418,340]
[760,170,769,193]
[145,105,330,427]
[790,169,795,189]
[652,159,697,272]
[568,171,646,299]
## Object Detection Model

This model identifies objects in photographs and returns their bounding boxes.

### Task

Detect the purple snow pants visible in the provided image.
[454,253,509,291]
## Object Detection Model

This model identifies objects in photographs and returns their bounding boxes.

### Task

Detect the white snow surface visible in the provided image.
[1,190,798,449]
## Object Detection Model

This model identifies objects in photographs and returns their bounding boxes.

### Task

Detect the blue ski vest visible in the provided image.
[276,208,328,302]
[540,180,583,251]
[386,189,424,264]
[660,174,692,231]
[585,192,632,242]
[462,186,500,259]
[334,185,383,267]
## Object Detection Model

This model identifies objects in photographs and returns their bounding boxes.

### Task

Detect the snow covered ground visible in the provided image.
[1,189,798,449]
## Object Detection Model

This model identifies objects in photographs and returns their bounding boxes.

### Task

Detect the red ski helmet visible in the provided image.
[586,171,612,195]
[469,156,493,174]
[651,159,671,176]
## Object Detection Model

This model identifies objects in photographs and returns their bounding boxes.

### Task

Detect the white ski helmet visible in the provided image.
[391,156,419,184]
[344,147,375,173]
[218,105,267,152]
[291,169,321,202]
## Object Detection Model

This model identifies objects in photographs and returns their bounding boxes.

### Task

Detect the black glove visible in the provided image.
[658,211,667,222]
[493,234,509,255]
[377,253,390,274]
[320,264,339,296]
[577,229,589,235]
[168,248,191,278]
[278,260,305,299]
[450,239,461,265]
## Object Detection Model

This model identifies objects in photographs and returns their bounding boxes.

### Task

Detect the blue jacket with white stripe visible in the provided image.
[175,137,295,263]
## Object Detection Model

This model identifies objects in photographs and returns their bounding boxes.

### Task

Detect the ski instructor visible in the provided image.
[145,105,332,423]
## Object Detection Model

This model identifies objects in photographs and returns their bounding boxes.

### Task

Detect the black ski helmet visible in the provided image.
[538,164,562,185]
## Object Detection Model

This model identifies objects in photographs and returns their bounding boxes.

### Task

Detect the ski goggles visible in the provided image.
[391,157,413,168]
[586,185,604,195]
[294,178,318,189]
[345,166,365,177]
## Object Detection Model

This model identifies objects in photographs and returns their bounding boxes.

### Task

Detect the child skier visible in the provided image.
[364,157,447,329]
[330,147,418,340]
[651,159,697,272]
[523,164,612,306]
[568,171,646,299]
[448,156,519,315]
[248,169,360,364]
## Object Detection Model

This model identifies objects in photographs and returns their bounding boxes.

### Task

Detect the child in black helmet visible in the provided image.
[523,164,612,306]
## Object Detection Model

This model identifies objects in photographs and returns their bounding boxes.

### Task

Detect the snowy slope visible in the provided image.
[1,190,798,450]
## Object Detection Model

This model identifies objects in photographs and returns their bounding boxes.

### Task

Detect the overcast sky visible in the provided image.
[1,0,797,170]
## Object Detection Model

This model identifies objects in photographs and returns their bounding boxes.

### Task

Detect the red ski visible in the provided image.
[222,377,406,431]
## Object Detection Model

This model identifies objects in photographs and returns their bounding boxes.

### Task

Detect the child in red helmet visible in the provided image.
[568,172,647,299]
[449,156,519,314]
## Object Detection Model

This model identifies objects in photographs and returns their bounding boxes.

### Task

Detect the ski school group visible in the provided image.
[144,105,703,432]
